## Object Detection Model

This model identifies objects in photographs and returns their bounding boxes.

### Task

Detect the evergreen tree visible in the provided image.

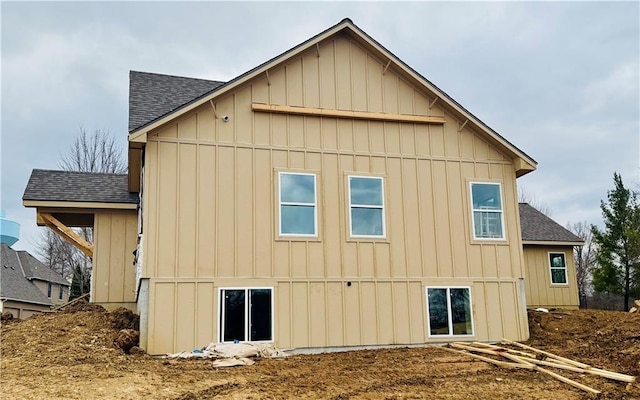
[591,173,640,310]
[69,264,90,300]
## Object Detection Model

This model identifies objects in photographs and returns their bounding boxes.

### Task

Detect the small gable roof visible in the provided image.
[129,71,224,133]
[127,18,536,176]
[0,244,54,306]
[18,250,69,286]
[23,169,139,205]
[519,203,583,244]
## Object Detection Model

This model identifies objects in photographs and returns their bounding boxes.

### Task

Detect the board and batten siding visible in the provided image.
[92,211,138,309]
[141,34,529,353]
[523,245,579,309]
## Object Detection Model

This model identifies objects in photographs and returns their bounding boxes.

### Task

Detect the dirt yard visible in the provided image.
[1,303,639,399]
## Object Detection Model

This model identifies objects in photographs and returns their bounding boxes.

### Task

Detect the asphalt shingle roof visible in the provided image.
[23,169,139,204]
[18,251,69,286]
[129,71,224,133]
[0,244,54,306]
[519,203,583,243]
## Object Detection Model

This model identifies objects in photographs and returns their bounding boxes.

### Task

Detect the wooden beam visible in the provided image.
[252,103,446,125]
[382,60,391,75]
[265,71,271,86]
[458,119,469,132]
[316,43,320,57]
[40,212,93,259]
[429,97,439,109]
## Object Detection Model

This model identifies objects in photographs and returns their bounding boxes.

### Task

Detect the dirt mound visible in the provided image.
[527,309,640,377]
[1,307,638,399]
[0,303,140,364]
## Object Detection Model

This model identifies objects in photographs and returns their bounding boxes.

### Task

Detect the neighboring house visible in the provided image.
[23,19,569,354]
[0,243,70,318]
[519,203,583,309]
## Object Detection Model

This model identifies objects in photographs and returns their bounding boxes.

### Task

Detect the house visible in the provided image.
[23,19,556,354]
[519,203,583,309]
[1,243,70,318]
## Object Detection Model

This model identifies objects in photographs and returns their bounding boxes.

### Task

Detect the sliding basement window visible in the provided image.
[426,287,474,337]
[219,288,273,343]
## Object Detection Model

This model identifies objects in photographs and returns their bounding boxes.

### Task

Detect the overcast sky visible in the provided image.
[1,1,639,257]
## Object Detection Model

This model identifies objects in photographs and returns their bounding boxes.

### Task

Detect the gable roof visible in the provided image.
[0,244,54,306]
[127,18,536,176]
[23,169,139,205]
[18,250,69,286]
[129,71,224,133]
[519,203,583,244]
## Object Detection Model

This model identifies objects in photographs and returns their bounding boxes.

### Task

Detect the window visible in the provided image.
[470,182,505,240]
[59,286,64,300]
[549,253,568,284]
[279,172,317,236]
[47,283,52,298]
[426,287,473,336]
[348,176,385,238]
[219,288,273,342]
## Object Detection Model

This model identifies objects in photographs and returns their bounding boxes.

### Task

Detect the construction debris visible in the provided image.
[445,339,636,395]
[164,342,289,367]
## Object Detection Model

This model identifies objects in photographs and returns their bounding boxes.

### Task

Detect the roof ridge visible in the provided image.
[31,168,128,177]
[130,70,225,84]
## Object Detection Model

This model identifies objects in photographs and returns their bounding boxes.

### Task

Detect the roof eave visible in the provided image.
[522,240,585,246]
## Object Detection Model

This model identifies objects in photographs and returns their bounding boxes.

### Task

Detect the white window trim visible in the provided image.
[278,172,318,237]
[348,175,386,239]
[425,286,475,338]
[548,252,569,286]
[469,182,506,241]
[217,287,275,344]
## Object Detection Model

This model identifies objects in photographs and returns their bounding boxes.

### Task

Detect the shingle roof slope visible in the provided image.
[18,251,69,286]
[0,244,53,306]
[23,169,139,204]
[519,203,582,243]
[129,71,224,133]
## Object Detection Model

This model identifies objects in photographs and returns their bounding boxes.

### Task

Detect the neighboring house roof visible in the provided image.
[129,71,225,133]
[519,203,583,244]
[18,251,69,286]
[0,243,54,306]
[127,18,536,175]
[23,169,139,205]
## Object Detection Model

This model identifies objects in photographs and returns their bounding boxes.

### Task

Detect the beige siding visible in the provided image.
[2,300,51,319]
[93,211,138,306]
[523,245,579,308]
[141,35,528,353]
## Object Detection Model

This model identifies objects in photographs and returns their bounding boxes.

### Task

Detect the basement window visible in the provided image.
[426,287,474,337]
[278,172,317,237]
[549,253,568,284]
[348,176,385,238]
[219,288,273,343]
[470,182,505,240]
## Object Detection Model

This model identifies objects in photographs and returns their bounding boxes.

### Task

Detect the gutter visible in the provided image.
[0,296,53,307]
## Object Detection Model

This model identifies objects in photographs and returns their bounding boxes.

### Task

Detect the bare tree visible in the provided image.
[566,221,598,301]
[58,128,127,173]
[39,128,126,299]
[517,186,553,217]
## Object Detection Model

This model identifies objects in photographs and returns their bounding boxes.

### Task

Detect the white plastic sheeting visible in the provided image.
[164,342,289,367]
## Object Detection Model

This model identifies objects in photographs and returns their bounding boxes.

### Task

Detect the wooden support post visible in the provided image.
[40,212,93,259]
